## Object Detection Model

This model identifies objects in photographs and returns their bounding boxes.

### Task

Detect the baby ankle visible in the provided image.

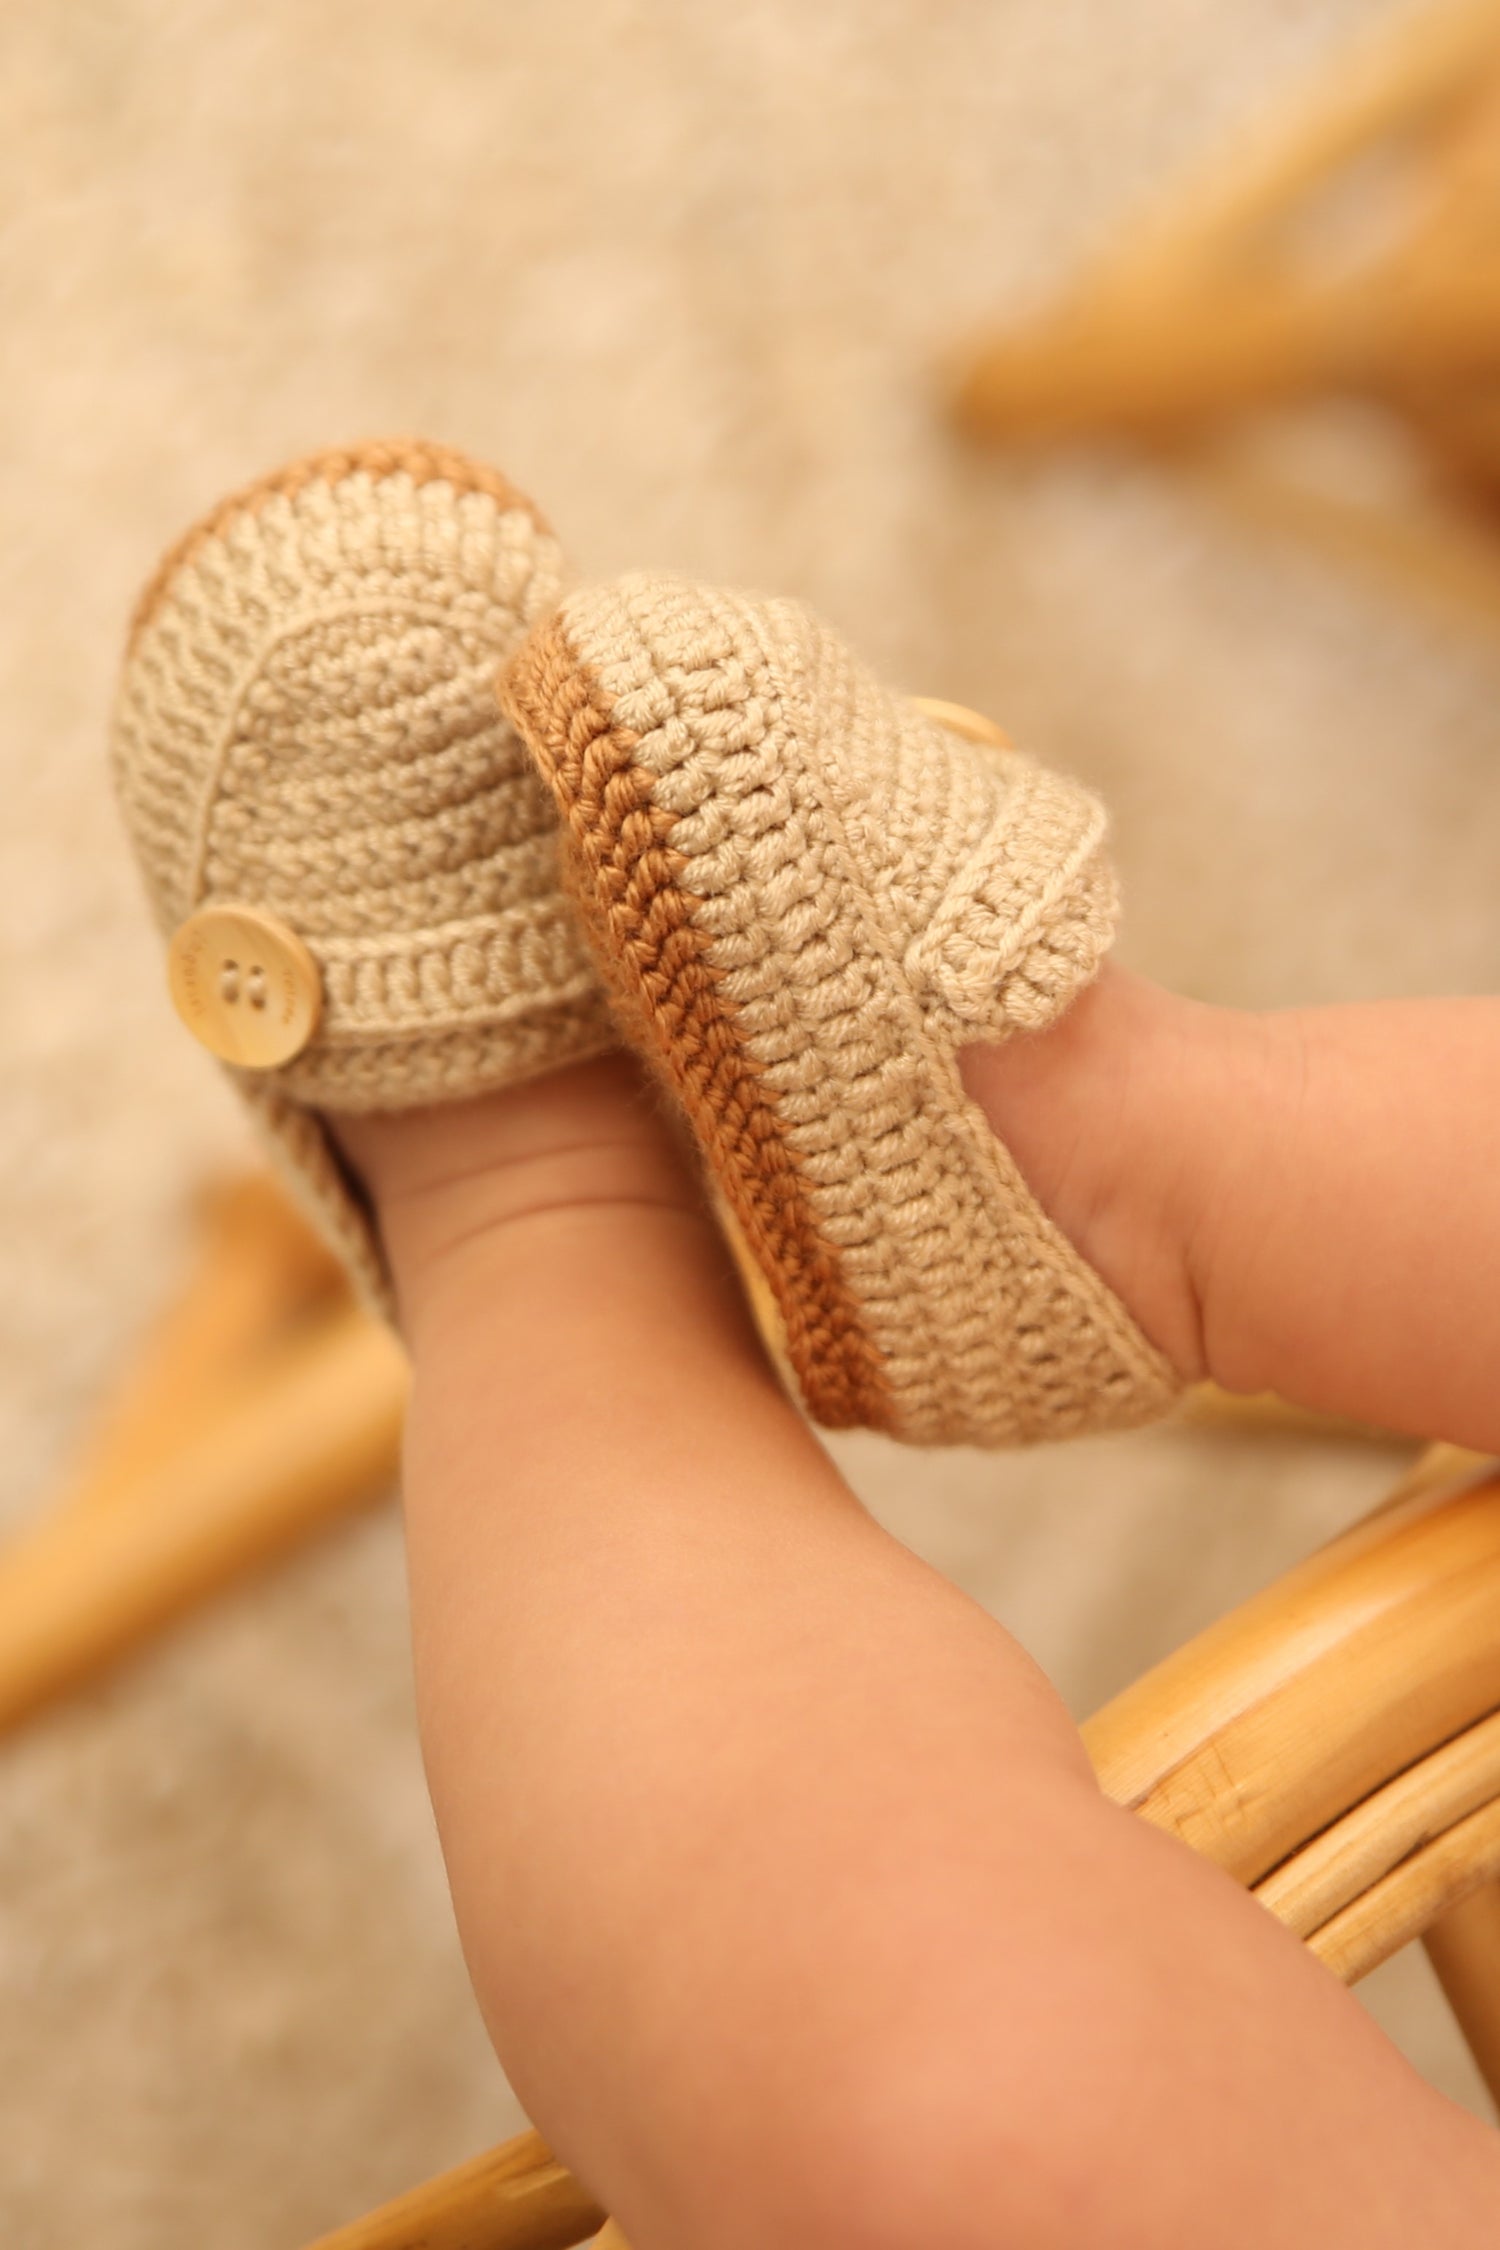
[959,967,1211,1383]
[327,1056,701,1312]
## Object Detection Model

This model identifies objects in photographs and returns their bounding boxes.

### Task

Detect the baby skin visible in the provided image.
[337,966,1500,2250]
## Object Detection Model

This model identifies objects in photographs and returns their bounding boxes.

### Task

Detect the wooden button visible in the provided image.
[167,905,322,1069]
[908,696,1013,750]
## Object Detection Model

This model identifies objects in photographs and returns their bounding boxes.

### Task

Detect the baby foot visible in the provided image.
[502,573,1180,1446]
[112,439,615,1306]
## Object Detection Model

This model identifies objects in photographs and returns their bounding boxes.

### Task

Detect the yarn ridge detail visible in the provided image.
[112,440,616,1306]
[505,572,1181,1447]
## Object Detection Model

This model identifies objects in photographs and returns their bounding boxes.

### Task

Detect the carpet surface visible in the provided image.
[2,2,1497,2241]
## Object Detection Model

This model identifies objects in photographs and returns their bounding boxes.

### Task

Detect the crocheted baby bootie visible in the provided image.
[112,439,614,1306]
[502,573,1181,1446]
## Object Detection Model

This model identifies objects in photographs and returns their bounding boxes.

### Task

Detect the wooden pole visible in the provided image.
[301,2131,604,2250]
[0,1307,406,1733]
[61,1173,345,1512]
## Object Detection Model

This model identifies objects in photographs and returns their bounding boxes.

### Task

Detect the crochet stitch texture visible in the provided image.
[504,572,1182,1446]
[112,439,613,1299]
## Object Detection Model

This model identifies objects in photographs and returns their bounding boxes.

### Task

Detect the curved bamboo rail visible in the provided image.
[1082,1465,1500,1881]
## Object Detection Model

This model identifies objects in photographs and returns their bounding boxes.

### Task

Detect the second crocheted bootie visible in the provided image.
[112,440,615,1305]
[503,572,1181,1446]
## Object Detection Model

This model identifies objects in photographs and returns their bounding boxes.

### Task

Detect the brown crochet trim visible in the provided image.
[128,437,551,650]
[503,616,894,1432]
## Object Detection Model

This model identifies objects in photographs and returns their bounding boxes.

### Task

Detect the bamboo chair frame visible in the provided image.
[949,0,1500,633]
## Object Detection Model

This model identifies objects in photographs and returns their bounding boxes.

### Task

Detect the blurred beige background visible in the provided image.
[2,2,1498,2244]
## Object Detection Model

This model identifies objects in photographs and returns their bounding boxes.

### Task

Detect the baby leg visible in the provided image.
[339,1055,1500,2250]
[965,964,1500,1452]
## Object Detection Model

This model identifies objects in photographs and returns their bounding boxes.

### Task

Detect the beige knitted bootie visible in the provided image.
[503,572,1181,1446]
[112,440,614,1305]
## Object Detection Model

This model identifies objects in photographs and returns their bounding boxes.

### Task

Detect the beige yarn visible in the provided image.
[112,441,614,1305]
[504,573,1183,1446]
